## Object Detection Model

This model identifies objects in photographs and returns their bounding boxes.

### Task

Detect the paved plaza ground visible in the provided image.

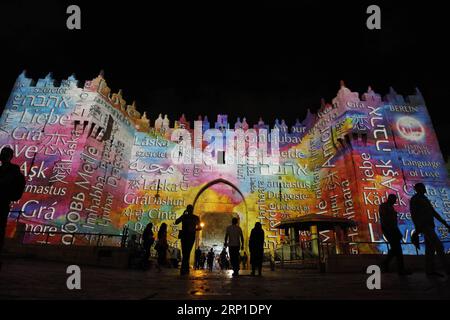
[0,257,449,300]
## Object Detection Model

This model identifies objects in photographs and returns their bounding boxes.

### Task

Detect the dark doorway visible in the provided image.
[199,212,234,251]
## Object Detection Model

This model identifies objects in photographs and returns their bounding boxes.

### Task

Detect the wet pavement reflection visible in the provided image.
[0,258,449,299]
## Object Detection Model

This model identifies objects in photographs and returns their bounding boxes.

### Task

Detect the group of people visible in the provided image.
[127,222,181,270]
[194,247,249,272]
[223,217,265,276]
[194,247,216,271]
[379,183,450,276]
[126,204,205,274]
[176,206,265,277]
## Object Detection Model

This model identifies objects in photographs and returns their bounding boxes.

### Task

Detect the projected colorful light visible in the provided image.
[1,72,449,254]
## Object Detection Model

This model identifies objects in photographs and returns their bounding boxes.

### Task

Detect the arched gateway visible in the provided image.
[192,179,249,253]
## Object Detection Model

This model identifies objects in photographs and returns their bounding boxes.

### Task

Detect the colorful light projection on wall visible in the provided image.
[0,72,449,254]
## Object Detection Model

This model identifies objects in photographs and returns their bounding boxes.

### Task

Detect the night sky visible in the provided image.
[0,1,448,157]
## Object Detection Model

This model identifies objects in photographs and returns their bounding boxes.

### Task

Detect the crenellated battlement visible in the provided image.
[13,71,151,132]
[12,72,426,137]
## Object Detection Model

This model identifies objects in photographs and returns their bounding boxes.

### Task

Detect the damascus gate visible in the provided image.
[1,71,449,254]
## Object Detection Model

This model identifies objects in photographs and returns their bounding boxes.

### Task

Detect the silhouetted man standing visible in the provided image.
[207,248,215,271]
[175,204,200,275]
[379,194,410,275]
[225,217,244,277]
[194,247,202,270]
[249,222,265,276]
[0,147,25,269]
[410,183,450,276]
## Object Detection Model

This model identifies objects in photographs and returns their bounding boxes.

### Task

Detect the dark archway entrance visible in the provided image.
[199,211,234,250]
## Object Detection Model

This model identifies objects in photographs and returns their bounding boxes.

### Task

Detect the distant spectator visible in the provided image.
[195,247,202,270]
[219,247,229,270]
[201,252,207,269]
[207,248,215,271]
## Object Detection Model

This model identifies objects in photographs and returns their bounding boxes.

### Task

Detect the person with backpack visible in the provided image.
[0,147,26,269]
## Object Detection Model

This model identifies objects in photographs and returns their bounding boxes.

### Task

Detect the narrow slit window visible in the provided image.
[218,151,225,164]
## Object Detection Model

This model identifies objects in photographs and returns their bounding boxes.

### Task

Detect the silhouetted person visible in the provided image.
[207,248,215,271]
[219,247,229,270]
[175,204,201,275]
[141,223,155,269]
[379,194,411,275]
[225,217,244,276]
[241,251,248,270]
[194,247,202,270]
[156,223,169,271]
[127,234,139,249]
[410,183,450,276]
[249,222,265,276]
[201,252,207,269]
[0,147,25,269]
